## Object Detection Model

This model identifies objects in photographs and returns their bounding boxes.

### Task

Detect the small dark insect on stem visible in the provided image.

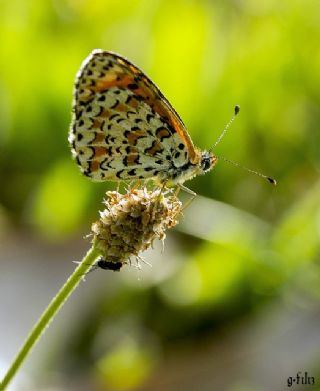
[96,258,123,271]
[73,258,123,275]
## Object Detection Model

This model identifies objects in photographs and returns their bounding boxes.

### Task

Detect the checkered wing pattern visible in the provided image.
[69,50,198,182]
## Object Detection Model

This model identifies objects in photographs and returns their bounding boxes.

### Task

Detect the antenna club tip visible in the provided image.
[267,177,277,185]
[234,105,240,115]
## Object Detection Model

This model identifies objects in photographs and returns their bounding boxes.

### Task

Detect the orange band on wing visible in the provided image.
[76,50,198,165]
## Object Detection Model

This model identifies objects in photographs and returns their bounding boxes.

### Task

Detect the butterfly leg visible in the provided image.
[130,179,142,191]
[178,184,197,210]
[159,181,167,195]
[155,182,170,207]
[178,184,196,196]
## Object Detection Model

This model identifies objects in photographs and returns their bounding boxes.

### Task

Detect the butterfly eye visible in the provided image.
[201,155,212,172]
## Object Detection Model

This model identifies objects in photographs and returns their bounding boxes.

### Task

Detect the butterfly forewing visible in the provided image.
[69,50,197,182]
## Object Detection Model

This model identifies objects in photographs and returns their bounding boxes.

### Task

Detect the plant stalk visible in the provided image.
[0,245,100,390]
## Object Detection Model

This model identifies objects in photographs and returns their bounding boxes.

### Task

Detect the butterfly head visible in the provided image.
[200,151,218,174]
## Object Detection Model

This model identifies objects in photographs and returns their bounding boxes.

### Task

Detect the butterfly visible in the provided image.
[68,49,220,189]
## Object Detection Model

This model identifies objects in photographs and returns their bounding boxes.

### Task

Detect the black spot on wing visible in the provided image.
[146,114,154,122]
[128,169,136,176]
[109,114,120,121]
[128,83,139,90]
[116,170,124,179]
[110,99,120,109]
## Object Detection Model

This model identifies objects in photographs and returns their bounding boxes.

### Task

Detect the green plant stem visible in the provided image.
[0,245,101,391]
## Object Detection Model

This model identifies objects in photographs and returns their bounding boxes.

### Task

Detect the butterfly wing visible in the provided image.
[69,50,199,182]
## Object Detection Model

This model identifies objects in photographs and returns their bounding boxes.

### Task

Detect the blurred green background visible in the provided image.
[1,0,320,390]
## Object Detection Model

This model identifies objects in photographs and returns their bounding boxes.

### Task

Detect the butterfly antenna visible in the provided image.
[209,105,240,152]
[215,155,277,185]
